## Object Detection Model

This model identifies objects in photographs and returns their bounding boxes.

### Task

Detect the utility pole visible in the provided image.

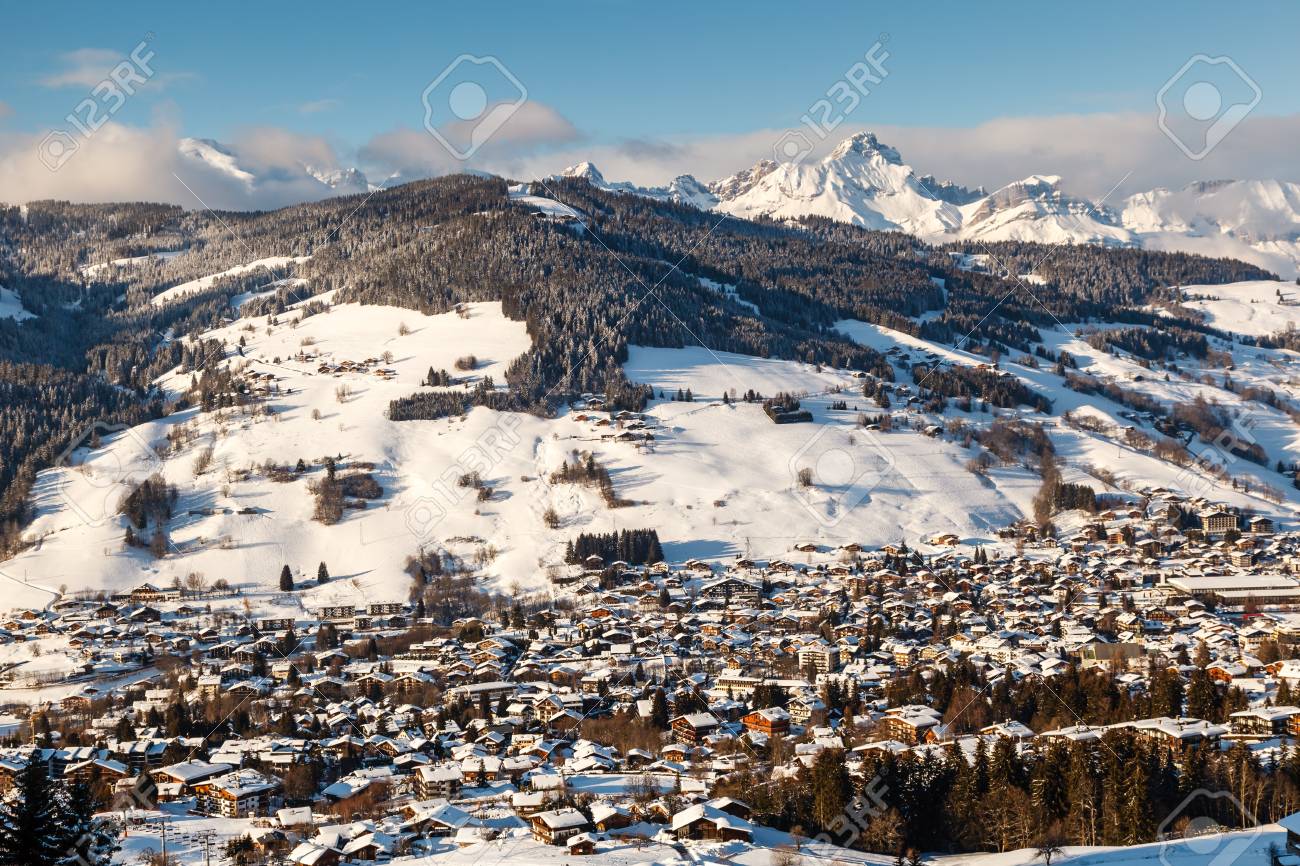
[200,829,215,866]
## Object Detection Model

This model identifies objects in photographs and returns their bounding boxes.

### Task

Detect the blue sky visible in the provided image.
[7,1,1299,141]
[4,1,1299,206]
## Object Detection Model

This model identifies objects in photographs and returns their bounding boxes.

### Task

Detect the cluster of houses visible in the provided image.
[0,490,1296,861]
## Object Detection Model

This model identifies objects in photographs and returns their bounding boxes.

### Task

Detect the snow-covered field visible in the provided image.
[0,277,1297,623]
[0,286,36,321]
[1,294,1034,616]
[1180,279,1299,338]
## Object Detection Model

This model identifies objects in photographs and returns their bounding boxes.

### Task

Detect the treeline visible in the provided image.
[719,731,1294,856]
[564,528,664,564]
[1084,325,1209,360]
[117,473,178,529]
[911,363,1050,412]
[550,452,631,508]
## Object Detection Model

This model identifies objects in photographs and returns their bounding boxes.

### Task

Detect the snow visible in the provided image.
[836,313,1300,519]
[4,299,531,614]
[150,256,310,306]
[1122,179,1300,278]
[957,176,1133,246]
[0,287,36,322]
[715,132,963,237]
[624,346,846,398]
[5,274,1295,620]
[0,305,1034,617]
[1179,279,1300,338]
[178,137,256,187]
[81,250,184,278]
[507,183,586,220]
[549,131,1300,275]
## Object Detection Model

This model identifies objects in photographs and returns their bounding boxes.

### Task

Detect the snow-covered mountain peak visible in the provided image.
[178,137,374,198]
[961,174,1131,246]
[178,137,256,188]
[711,133,962,235]
[828,131,904,165]
[304,165,371,194]
[563,161,608,186]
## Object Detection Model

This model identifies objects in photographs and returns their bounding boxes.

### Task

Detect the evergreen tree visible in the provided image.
[0,761,74,866]
[810,748,852,831]
[649,688,669,729]
[60,779,107,866]
[279,564,294,592]
[317,561,329,583]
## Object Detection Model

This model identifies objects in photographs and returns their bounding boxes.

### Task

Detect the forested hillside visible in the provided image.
[0,175,1275,546]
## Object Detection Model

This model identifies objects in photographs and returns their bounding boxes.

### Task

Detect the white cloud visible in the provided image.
[38,49,125,88]
[38,45,192,92]
[361,100,581,179]
[298,98,340,115]
[0,122,350,211]
[2,105,1297,213]
[484,111,1300,200]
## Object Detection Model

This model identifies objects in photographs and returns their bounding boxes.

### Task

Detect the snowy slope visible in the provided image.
[149,256,311,306]
[7,266,1298,618]
[0,287,36,322]
[1121,179,1300,276]
[1178,278,1300,338]
[0,286,1040,613]
[178,138,256,188]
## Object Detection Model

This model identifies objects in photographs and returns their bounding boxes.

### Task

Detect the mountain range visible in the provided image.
[175,131,1300,277]
[178,137,375,197]
[557,132,1300,277]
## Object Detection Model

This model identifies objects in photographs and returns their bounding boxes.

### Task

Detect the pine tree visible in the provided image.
[0,761,73,866]
[810,748,852,831]
[279,564,294,592]
[60,779,106,866]
[317,561,329,583]
[650,688,669,729]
